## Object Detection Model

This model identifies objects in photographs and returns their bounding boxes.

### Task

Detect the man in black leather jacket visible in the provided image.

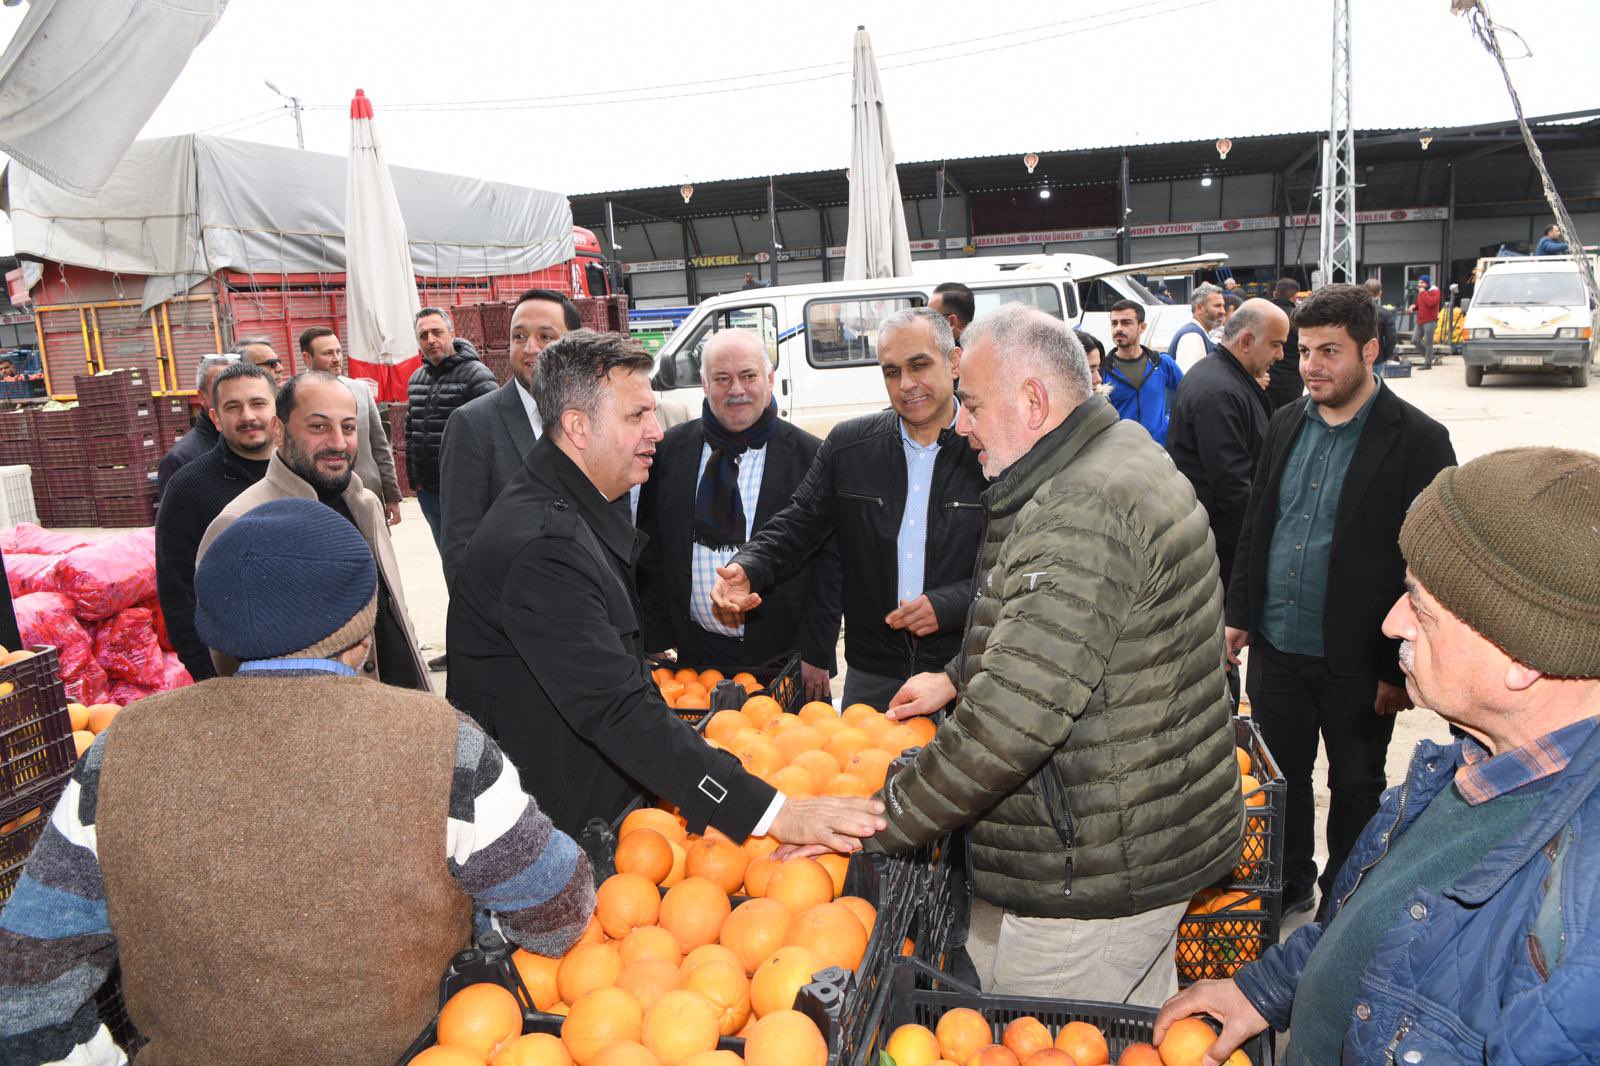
[405,307,497,548]
[713,307,987,710]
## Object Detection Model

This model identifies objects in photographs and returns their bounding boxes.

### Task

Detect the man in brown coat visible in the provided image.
[198,371,430,690]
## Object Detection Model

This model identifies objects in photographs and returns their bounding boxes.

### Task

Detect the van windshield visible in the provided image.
[1475,272,1586,307]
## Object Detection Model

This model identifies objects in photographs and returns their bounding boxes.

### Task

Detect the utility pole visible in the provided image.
[1318,0,1357,284]
[265,79,305,149]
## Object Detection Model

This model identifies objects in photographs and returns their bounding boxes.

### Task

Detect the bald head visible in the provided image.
[701,330,774,432]
[1220,297,1291,378]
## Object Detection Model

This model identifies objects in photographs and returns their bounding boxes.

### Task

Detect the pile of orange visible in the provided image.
[881,1013,1249,1066]
[1232,746,1268,881]
[651,666,760,713]
[66,700,120,761]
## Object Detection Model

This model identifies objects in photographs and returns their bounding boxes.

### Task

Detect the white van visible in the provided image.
[1461,255,1599,388]
[650,252,1224,436]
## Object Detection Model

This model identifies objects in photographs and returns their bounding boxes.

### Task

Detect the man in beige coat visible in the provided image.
[198,371,431,690]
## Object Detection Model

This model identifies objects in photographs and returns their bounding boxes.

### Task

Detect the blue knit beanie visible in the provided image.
[195,497,378,662]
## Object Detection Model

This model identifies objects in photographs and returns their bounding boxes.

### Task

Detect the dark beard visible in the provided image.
[282,439,353,496]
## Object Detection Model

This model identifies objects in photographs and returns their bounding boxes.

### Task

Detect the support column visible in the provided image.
[1117,152,1131,264]
[767,178,780,288]
[936,165,949,259]
[819,207,833,283]
[604,200,621,294]
[1442,163,1456,287]
[682,220,698,304]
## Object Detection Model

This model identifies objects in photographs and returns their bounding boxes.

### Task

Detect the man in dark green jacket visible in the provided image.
[871,304,1243,1006]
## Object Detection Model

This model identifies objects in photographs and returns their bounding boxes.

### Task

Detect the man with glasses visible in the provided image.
[232,337,285,385]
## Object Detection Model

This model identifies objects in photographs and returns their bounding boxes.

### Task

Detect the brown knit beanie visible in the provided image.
[1399,447,1600,677]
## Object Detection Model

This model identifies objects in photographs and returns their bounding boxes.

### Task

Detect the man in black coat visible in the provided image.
[446,330,886,847]
[637,330,841,700]
[155,354,235,503]
[1365,279,1399,364]
[712,308,987,711]
[154,363,277,680]
[439,289,581,589]
[1266,278,1305,409]
[1225,284,1456,918]
[1167,298,1290,588]
[405,307,497,548]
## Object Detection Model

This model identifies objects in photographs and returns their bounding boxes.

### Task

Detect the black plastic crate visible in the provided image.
[0,768,69,904]
[906,833,965,975]
[93,964,144,1059]
[73,369,149,407]
[76,400,155,439]
[649,651,803,725]
[31,407,80,441]
[858,956,1275,1066]
[43,498,97,528]
[1175,887,1280,987]
[1228,715,1286,897]
[0,648,74,804]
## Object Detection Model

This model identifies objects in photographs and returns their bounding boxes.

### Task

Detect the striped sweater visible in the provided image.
[0,708,594,1065]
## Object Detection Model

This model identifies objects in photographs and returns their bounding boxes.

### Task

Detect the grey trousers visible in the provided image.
[989,899,1188,1007]
[1413,321,1436,366]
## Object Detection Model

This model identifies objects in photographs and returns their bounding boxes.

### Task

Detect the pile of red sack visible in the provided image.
[2,524,192,705]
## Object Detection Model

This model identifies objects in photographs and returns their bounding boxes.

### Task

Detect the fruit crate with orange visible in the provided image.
[857,956,1276,1066]
[901,831,967,977]
[0,763,69,905]
[1227,715,1286,898]
[1174,886,1280,988]
[0,647,75,805]
[647,651,803,723]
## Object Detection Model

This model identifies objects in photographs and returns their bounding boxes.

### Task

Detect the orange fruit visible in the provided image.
[72,729,94,758]
[698,669,725,689]
[784,901,868,972]
[823,727,872,766]
[749,944,820,1017]
[674,668,700,685]
[66,702,90,732]
[616,956,684,1011]
[659,877,731,951]
[841,703,879,724]
[741,695,784,731]
[815,854,849,897]
[823,772,876,799]
[512,948,563,1011]
[742,834,780,861]
[562,986,643,1065]
[936,1007,992,1064]
[845,748,895,788]
[719,897,792,974]
[1234,746,1251,777]
[681,958,751,1036]
[968,1047,1021,1066]
[731,672,760,693]
[835,895,876,937]
[616,828,675,885]
[661,841,689,888]
[87,704,120,734]
[659,680,685,703]
[597,873,661,939]
[878,722,925,755]
[1002,1017,1053,1061]
[853,713,892,743]
[1,649,35,665]
[1118,1043,1163,1066]
[772,724,824,763]
[1155,1017,1223,1066]
[789,749,842,792]
[1240,774,1266,807]
[1028,1051,1081,1066]
[743,1009,827,1066]
[900,717,937,745]
[587,1042,657,1066]
[557,942,622,1005]
[797,701,838,725]
[885,1023,944,1066]
[681,943,743,974]
[685,836,749,895]
[765,858,835,911]
[809,714,847,741]
[619,926,683,969]
[1055,1021,1108,1065]
[763,713,801,736]
[741,855,780,897]
[768,765,818,798]
[413,1047,491,1066]
[641,988,719,1065]
[730,734,782,779]
[576,915,606,947]
[491,1032,573,1065]
[652,667,674,685]
[676,691,710,711]
[704,709,752,746]
[621,808,688,847]
[437,982,522,1060]
[680,1053,742,1066]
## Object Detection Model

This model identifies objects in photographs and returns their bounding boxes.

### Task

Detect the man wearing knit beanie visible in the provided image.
[0,497,596,1065]
[1158,447,1600,1066]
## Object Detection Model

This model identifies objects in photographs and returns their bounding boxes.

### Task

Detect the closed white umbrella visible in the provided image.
[344,88,422,402]
[843,26,912,281]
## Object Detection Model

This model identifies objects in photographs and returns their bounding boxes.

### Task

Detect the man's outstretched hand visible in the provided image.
[711,563,762,615]
[769,795,887,855]
[887,671,957,721]
[1152,979,1269,1066]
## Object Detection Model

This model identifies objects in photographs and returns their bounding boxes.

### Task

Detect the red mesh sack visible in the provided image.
[14,591,106,703]
[159,653,193,691]
[5,553,62,597]
[108,679,158,706]
[55,528,157,622]
[94,607,165,686]
[9,523,97,555]
[140,597,174,653]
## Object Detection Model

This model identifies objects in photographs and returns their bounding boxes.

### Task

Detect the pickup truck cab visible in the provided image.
[650,252,1223,436]
[1461,255,1599,387]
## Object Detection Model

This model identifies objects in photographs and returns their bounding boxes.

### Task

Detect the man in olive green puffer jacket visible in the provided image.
[866,303,1243,1006]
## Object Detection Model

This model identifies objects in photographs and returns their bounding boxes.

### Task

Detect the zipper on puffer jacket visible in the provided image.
[952,517,990,683]
[1037,758,1077,896]
[1383,1017,1413,1065]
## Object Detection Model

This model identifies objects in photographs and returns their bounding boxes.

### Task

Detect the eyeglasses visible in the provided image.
[259,358,283,369]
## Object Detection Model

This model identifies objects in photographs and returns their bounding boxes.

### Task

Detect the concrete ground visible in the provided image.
[388,349,1590,985]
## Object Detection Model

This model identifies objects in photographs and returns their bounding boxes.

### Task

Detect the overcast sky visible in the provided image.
[2,0,1595,255]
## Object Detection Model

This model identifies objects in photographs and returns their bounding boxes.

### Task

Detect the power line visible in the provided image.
[197,105,286,135]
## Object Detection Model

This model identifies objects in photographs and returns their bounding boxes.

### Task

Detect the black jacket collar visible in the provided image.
[527,434,643,564]
[210,432,269,480]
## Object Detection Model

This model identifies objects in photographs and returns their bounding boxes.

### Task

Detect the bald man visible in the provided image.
[637,331,842,700]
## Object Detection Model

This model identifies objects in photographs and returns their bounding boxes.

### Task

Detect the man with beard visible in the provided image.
[438,289,582,590]
[637,330,841,701]
[406,307,497,547]
[197,372,430,690]
[156,362,277,680]
[1103,299,1184,447]
[1226,284,1455,919]
[300,327,404,526]
[1167,283,1225,373]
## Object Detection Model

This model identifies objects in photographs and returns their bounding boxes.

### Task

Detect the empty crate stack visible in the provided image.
[75,372,161,528]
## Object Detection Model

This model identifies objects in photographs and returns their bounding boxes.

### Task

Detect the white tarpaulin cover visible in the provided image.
[344,89,422,389]
[843,26,911,281]
[0,0,226,197]
[0,134,575,310]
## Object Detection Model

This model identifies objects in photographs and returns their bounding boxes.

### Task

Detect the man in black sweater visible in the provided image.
[155,362,277,680]
[1266,278,1305,409]
[155,354,235,503]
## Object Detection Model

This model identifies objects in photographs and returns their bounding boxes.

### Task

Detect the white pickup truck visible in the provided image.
[1461,254,1599,387]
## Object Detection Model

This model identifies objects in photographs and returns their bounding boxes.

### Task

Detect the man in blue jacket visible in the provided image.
[1103,299,1183,447]
[1535,223,1570,257]
[1156,446,1600,1066]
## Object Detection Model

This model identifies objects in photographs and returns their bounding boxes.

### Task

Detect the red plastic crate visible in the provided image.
[31,407,79,441]
[450,304,485,349]
[480,302,512,349]
[88,434,161,469]
[152,395,192,430]
[76,400,155,438]
[97,495,156,528]
[73,369,149,407]
[0,439,38,466]
[90,465,156,499]
[0,409,33,442]
[0,647,74,804]
[42,498,96,528]
[38,437,88,467]
[44,466,93,499]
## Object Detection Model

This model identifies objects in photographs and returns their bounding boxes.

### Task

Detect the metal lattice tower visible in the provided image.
[1319,0,1357,284]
